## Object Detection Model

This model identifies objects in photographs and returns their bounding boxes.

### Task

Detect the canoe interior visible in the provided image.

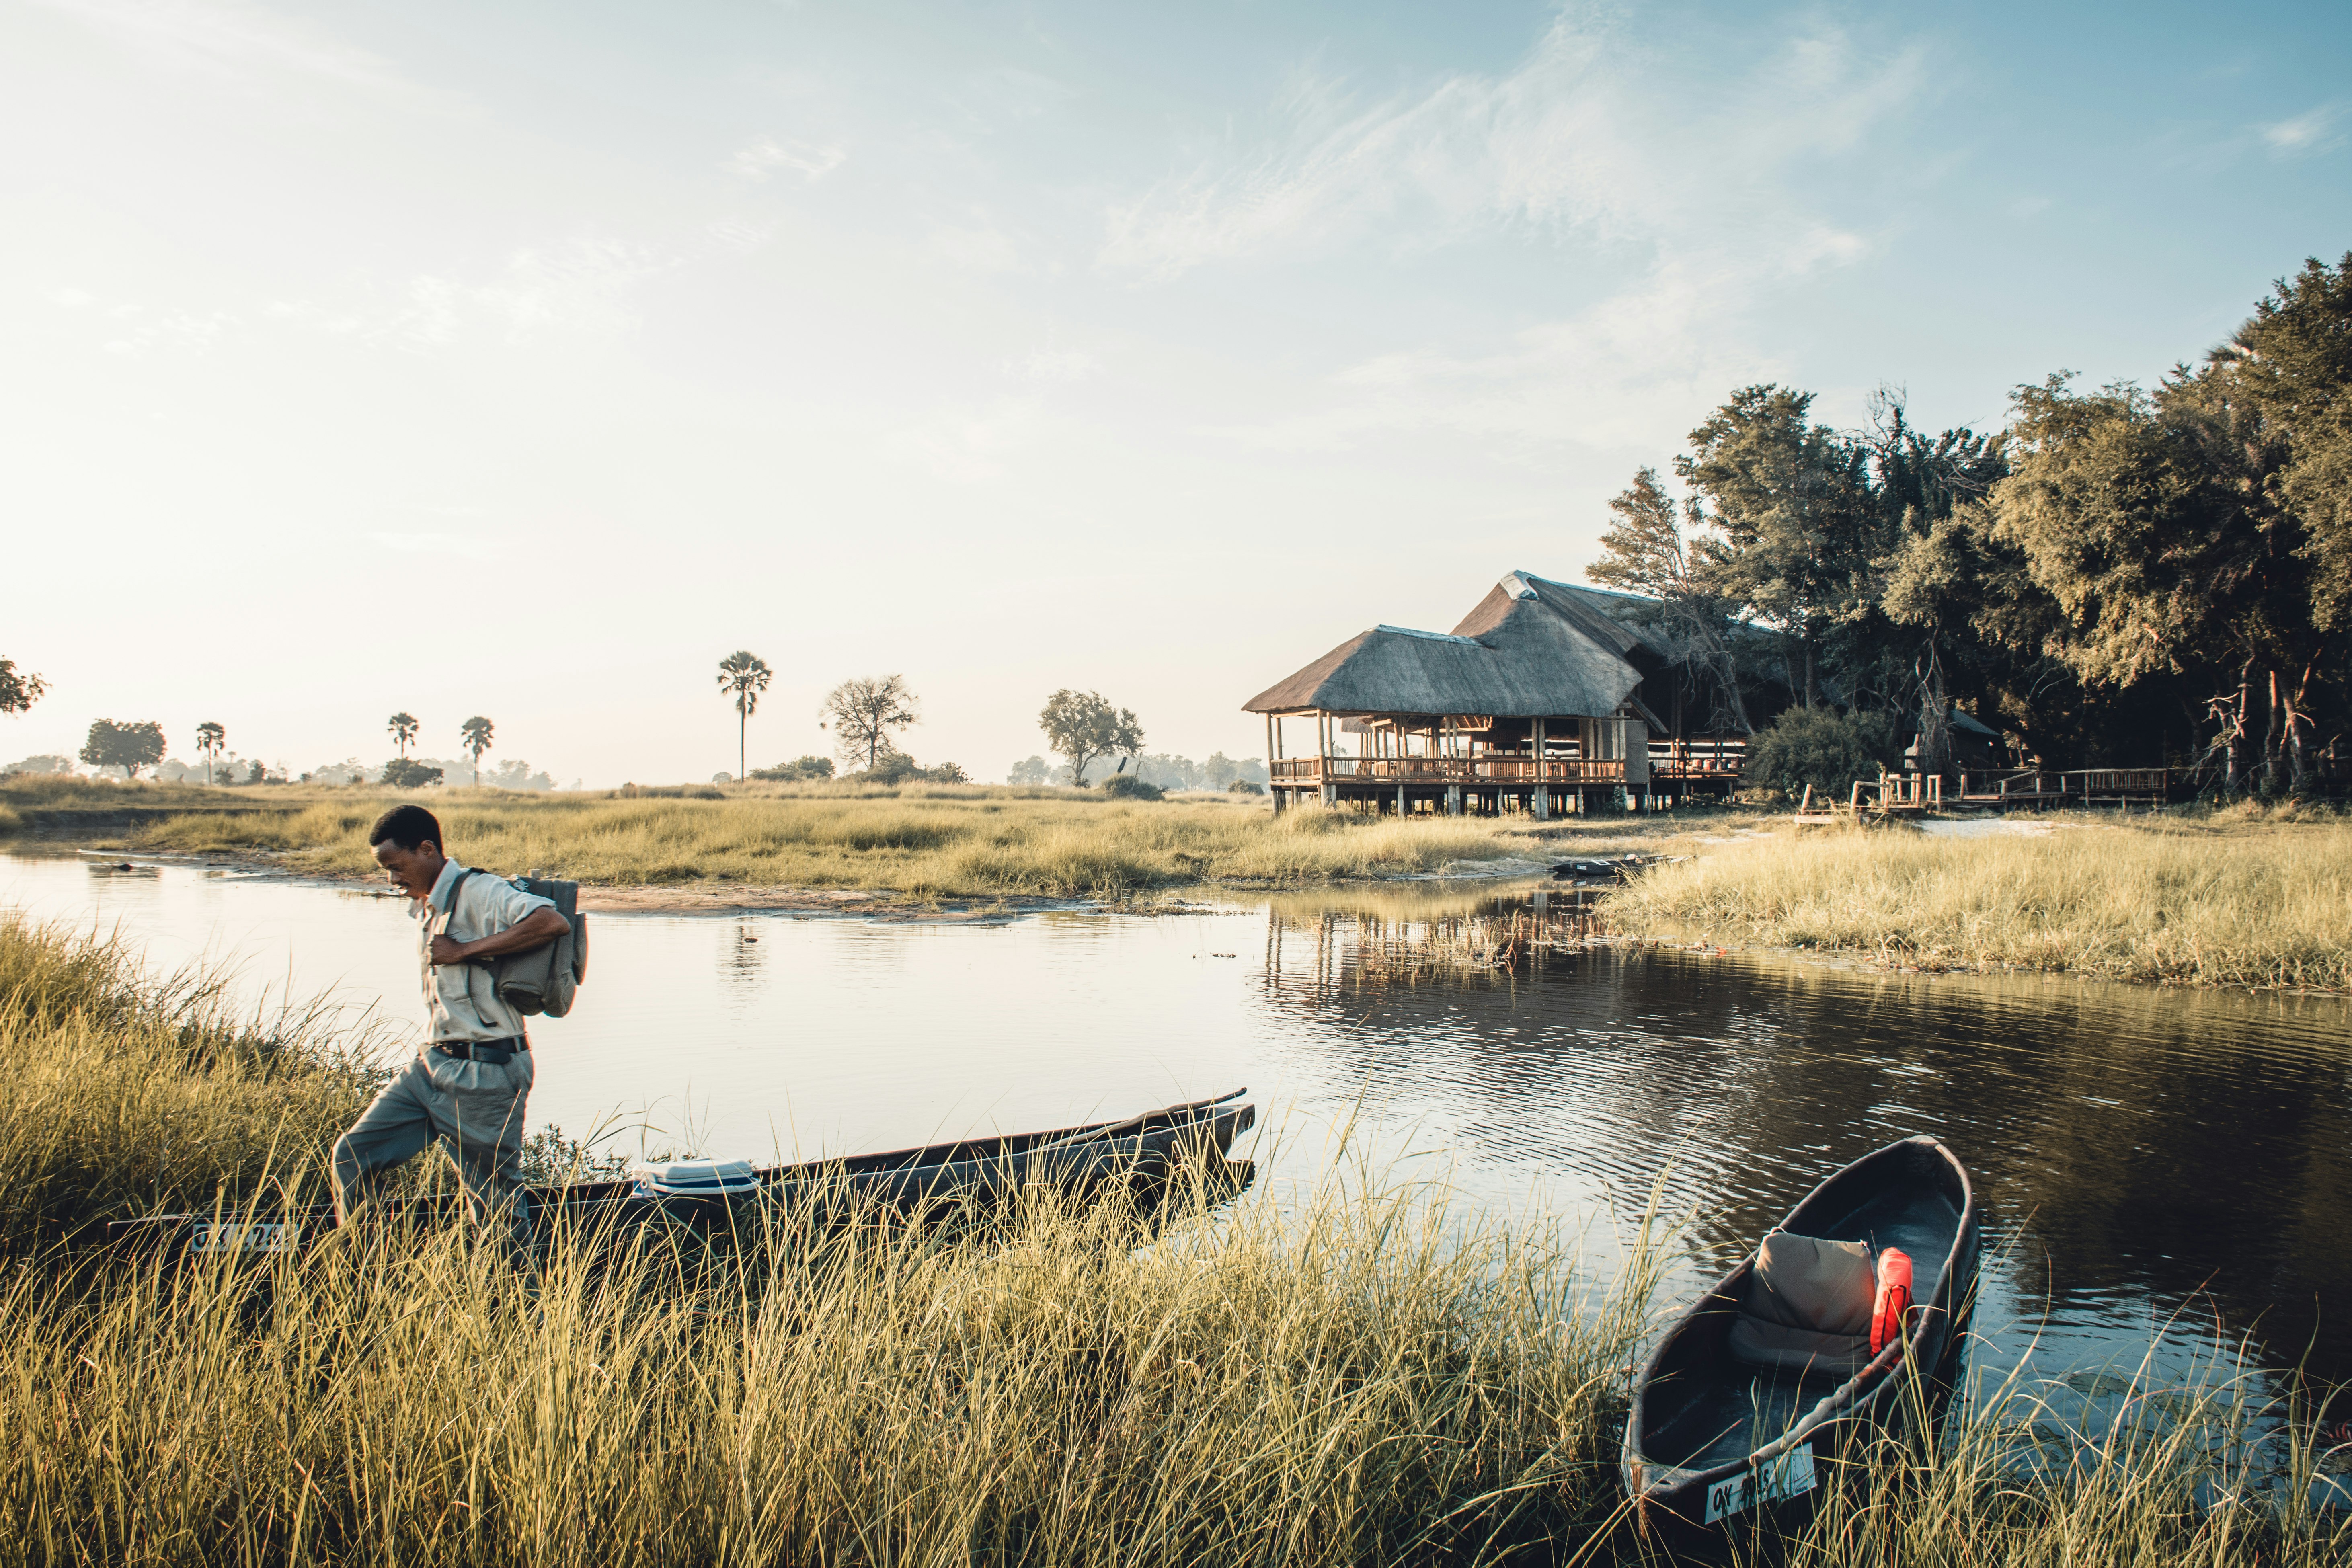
[1636,1139,1969,1475]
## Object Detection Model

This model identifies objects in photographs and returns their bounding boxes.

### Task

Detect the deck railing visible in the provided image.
[1270,757,1629,785]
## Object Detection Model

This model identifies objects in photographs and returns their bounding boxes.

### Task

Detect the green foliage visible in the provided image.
[1038,689,1143,787]
[78,718,166,778]
[459,715,494,774]
[386,712,418,757]
[1098,773,1164,801]
[821,673,920,771]
[2223,252,2352,630]
[0,657,46,716]
[755,755,836,782]
[380,758,444,788]
[853,755,965,786]
[1741,706,1901,796]
[718,651,775,782]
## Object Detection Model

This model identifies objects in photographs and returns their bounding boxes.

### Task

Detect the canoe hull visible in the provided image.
[105,1091,1255,1257]
[1622,1135,1980,1545]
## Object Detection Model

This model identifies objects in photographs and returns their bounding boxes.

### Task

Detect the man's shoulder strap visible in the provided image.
[438,865,476,930]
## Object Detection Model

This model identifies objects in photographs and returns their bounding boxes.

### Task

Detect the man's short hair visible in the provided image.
[369,804,443,853]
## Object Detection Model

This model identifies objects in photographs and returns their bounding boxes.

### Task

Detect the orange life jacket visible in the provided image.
[1870,1248,1914,1355]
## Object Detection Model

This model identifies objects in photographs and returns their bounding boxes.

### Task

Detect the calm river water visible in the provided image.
[7,850,2350,1415]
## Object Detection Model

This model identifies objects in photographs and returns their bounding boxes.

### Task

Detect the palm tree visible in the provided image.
[194,722,226,785]
[459,716,494,786]
[388,712,419,758]
[716,651,773,782]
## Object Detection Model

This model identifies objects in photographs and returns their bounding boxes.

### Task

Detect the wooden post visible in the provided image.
[1268,713,1283,815]
[1533,718,1549,819]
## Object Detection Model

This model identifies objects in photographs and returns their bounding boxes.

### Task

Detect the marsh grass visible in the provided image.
[1607,808,2352,991]
[0,924,2348,1563]
[115,790,1583,898]
[0,915,381,1248]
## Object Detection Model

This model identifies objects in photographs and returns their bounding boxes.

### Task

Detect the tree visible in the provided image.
[1676,386,1878,708]
[0,658,46,716]
[753,755,835,782]
[194,721,226,785]
[1588,466,1755,734]
[381,758,443,788]
[459,716,495,785]
[716,651,774,782]
[1861,391,2015,776]
[1989,371,2309,792]
[388,712,418,758]
[2217,254,2352,632]
[821,674,919,771]
[80,719,166,779]
[1038,690,1143,786]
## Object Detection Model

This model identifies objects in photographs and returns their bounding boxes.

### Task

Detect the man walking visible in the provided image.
[332,803,569,1252]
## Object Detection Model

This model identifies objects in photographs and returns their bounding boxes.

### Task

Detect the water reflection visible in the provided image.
[5,853,2349,1399]
[1255,883,2352,1389]
[721,922,768,987]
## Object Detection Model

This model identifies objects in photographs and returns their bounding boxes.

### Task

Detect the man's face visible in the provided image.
[374,839,443,900]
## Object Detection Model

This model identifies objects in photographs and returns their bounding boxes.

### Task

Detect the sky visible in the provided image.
[3,0,2348,786]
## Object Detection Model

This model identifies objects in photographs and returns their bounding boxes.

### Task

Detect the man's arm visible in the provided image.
[431,906,569,967]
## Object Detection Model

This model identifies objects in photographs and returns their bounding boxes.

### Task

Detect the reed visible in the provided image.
[0,915,379,1248]
[0,925,2345,1564]
[1607,810,2352,991]
[111,792,1580,898]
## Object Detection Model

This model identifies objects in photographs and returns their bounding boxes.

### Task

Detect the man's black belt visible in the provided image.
[431,1036,527,1063]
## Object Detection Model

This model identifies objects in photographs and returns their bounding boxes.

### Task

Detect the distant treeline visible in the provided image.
[2,753,561,791]
[1007,752,1269,790]
[1592,253,2352,793]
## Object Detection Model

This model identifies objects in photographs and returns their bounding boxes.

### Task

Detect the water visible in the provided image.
[8,850,2351,1417]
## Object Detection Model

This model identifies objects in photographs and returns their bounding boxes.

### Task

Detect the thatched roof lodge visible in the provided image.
[1242,570,1752,816]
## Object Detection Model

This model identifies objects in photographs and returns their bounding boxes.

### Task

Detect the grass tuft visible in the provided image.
[1607,811,2352,991]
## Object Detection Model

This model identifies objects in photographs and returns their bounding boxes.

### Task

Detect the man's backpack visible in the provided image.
[444,869,589,1018]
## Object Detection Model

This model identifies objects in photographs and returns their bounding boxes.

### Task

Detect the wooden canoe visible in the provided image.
[1621,1135,1979,1542]
[105,1089,1256,1256]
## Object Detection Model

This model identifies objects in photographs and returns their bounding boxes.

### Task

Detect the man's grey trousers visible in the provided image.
[332,1049,534,1249]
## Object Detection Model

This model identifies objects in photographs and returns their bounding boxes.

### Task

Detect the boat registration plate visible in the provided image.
[191,1221,300,1254]
[1703,1444,1817,1523]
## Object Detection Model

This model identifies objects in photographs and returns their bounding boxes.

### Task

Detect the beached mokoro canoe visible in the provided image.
[1621,1135,1979,1542]
[106,1089,1255,1256]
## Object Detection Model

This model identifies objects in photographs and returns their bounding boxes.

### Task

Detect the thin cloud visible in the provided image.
[37,0,467,114]
[1114,8,1925,456]
[1098,11,1925,283]
[2261,103,2344,155]
[730,137,847,182]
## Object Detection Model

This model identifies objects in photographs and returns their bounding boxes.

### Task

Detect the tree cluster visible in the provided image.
[1589,253,2352,792]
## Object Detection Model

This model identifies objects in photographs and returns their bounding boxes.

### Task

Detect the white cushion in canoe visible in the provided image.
[1728,1231,1874,1375]
[631,1158,760,1197]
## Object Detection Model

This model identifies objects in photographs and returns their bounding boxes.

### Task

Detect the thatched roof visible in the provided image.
[1241,571,1646,718]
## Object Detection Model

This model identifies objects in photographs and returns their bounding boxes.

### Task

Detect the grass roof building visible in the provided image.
[1243,570,1756,816]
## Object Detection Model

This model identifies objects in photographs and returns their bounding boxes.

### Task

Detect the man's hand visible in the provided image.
[431,907,570,968]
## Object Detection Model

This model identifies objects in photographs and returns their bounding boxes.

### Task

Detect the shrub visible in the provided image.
[379,758,444,788]
[1741,707,1901,796]
[1227,779,1266,796]
[1098,774,1164,801]
[754,755,836,782]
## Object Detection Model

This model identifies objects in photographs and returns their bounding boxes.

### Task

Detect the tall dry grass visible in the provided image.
[1608,811,2352,991]
[0,923,2345,1563]
[119,792,1568,897]
[0,916,378,1248]
[0,1172,1647,1567]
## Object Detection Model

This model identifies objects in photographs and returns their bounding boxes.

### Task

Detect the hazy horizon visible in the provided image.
[5,0,2347,786]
